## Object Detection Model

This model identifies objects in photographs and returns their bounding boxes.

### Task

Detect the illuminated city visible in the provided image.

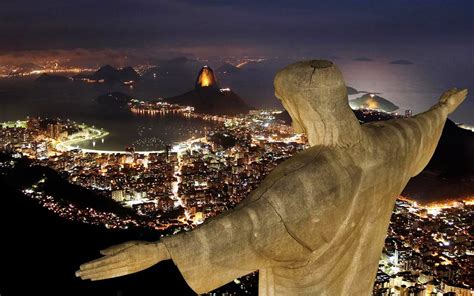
[1,1,473,295]
[0,107,306,230]
[1,101,472,295]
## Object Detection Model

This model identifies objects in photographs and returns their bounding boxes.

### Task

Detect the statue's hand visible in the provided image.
[439,88,468,114]
[75,240,170,281]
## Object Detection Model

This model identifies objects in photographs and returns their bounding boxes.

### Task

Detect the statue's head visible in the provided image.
[274,60,359,147]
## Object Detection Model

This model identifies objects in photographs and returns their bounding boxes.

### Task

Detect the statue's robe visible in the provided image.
[162,60,456,295]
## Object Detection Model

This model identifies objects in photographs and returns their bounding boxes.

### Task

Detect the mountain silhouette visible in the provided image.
[167,66,250,116]
[167,87,250,116]
[349,93,399,112]
[35,73,72,84]
[74,65,140,84]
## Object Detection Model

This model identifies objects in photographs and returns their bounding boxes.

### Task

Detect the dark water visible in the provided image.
[0,80,217,151]
[76,112,216,151]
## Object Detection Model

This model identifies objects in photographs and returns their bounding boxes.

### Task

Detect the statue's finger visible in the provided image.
[76,260,127,278]
[100,241,137,256]
[88,266,139,281]
[80,252,126,271]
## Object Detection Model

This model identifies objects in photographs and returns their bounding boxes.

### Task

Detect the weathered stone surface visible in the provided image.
[77,60,467,295]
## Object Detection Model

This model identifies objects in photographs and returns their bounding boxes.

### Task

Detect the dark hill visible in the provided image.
[346,86,359,95]
[119,66,141,82]
[210,132,237,149]
[166,65,250,116]
[0,153,193,296]
[274,110,292,124]
[427,119,474,175]
[75,65,140,84]
[349,94,399,112]
[167,87,250,116]
[403,119,474,202]
[35,73,72,84]
[93,65,117,78]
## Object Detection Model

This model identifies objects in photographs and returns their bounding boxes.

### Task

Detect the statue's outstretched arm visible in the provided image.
[401,88,467,176]
[363,88,467,177]
[76,240,171,281]
[77,196,312,293]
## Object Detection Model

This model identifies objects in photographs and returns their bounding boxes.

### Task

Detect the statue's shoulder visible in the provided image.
[270,146,322,177]
[242,146,358,205]
[235,147,317,206]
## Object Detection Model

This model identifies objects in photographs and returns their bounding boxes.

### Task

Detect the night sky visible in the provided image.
[1,0,472,54]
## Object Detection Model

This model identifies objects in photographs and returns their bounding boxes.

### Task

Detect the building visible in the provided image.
[112,190,126,202]
[47,123,62,139]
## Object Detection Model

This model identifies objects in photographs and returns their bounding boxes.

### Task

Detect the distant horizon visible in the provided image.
[1,52,472,126]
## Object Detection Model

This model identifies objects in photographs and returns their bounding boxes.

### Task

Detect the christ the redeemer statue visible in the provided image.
[76,60,467,295]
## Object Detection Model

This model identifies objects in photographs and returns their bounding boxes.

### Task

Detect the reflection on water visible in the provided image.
[0,82,217,151]
[77,114,215,151]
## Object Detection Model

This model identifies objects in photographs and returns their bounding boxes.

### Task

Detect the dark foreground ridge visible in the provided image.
[0,153,257,295]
